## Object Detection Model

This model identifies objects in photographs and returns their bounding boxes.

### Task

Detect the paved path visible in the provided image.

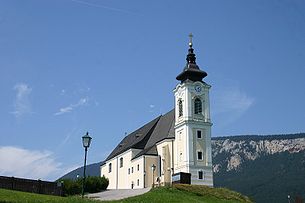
[86,187,151,201]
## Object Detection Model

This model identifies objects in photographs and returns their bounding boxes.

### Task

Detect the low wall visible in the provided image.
[0,176,63,196]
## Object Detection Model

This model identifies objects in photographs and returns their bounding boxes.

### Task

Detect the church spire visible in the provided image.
[176,34,207,83]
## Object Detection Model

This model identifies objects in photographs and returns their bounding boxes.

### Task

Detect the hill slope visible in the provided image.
[60,162,101,180]
[0,185,252,203]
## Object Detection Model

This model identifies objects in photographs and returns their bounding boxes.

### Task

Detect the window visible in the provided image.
[137,164,139,171]
[197,151,203,160]
[179,152,183,162]
[197,130,202,139]
[120,157,123,168]
[198,171,203,180]
[128,168,130,174]
[131,167,134,173]
[137,179,139,186]
[108,163,112,173]
[194,98,202,114]
[178,99,183,117]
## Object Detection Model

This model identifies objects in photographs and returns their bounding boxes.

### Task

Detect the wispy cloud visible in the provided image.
[212,83,255,127]
[70,0,134,14]
[11,83,32,118]
[54,97,89,116]
[149,104,155,113]
[0,146,62,180]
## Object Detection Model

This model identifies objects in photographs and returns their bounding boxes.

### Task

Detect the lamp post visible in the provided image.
[151,164,156,188]
[287,195,291,203]
[82,132,92,198]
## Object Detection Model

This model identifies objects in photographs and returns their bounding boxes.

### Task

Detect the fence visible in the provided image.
[0,176,63,196]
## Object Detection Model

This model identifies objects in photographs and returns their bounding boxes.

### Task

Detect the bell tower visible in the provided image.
[173,34,213,186]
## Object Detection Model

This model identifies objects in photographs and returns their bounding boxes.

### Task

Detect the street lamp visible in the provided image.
[82,132,92,198]
[287,195,291,203]
[151,164,156,188]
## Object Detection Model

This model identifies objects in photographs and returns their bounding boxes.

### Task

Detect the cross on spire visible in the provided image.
[189,33,193,47]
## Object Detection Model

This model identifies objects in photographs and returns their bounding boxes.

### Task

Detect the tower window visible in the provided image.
[120,157,123,168]
[108,163,112,173]
[197,130,202,139]
[198,171,203,180]
[197,151,203,160]
[194,98,202,114]
[132,167,134,173]
[137,179,139,186]
[137,164,140,171]
[178,99,183,117]
[128,168,130,174]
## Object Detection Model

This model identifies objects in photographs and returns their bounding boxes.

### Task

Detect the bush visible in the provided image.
[60,176,109,196]
[61,179,81,196]
[85,176,109,193]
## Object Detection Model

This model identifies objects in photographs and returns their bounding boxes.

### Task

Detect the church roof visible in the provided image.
[103,109,175,163]
[132,145,158,160]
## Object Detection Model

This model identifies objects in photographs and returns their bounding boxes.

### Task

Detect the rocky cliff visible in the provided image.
[212,133,305,203]
[212,134,305,173]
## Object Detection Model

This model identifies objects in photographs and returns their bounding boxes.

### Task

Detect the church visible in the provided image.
[100,35,213,189]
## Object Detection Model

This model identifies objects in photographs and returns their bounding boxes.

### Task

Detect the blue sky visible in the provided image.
[0,0,304,181]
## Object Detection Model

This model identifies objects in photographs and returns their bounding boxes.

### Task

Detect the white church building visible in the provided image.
[100,36,213,189]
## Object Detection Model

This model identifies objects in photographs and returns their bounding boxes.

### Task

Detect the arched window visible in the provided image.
[120,157,123,168]
[178,99,183,117]
[194,98,202,114]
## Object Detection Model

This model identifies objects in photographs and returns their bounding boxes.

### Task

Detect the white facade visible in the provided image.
[101,150,158,189]
[173,81,213,186]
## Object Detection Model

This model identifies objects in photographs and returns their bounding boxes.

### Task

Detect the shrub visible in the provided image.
[60,176,109,196]
[85,176,109,193]
[61,179,81,196]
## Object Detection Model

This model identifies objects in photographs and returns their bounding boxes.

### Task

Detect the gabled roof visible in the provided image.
[144,109,175,149]
[105,116,161,161]
[103,109,175,162]
[132,145,158,160]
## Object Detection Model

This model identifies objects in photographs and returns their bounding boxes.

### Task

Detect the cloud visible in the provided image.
[149,104,155,113]
[54,97,89,116]
[60,89,66,95]
[212,83,254,126]
[70,0,134,14]
[0,146,63,180]
[11,83,32,118]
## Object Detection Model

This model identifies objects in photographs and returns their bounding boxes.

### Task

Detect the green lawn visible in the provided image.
[0,188,96,203]
[104,185,252,203]
[0,185,252,203]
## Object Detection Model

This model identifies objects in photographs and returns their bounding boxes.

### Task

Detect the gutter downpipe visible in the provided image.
[143,156,146,188]
[116,157,118,189]
[171,139,174,184]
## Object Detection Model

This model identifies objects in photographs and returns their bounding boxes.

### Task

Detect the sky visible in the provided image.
[0,0,305,181]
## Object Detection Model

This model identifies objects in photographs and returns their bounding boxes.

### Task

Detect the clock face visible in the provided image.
[195,85,202,93]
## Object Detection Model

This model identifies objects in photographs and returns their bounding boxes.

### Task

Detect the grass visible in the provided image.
[0,185,252,203]
[0,189,97,203]
[104,185,252,203]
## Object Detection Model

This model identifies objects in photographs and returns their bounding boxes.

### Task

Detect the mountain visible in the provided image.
[212,133,305,203]
[60,162,101,180]
[60,133,305,203]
